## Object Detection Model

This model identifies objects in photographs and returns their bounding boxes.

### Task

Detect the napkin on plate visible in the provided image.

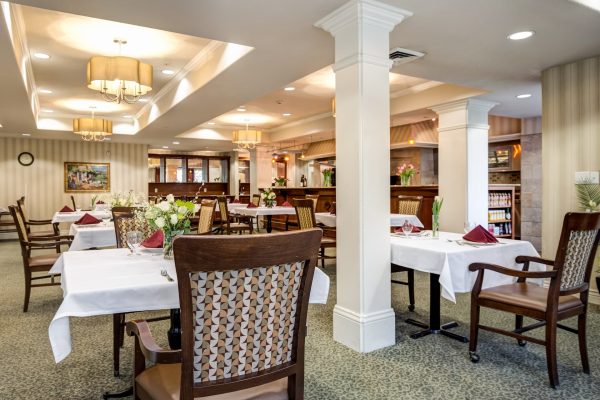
[393,226,421,234]
[281,201,293,207]
[141,230,164,248]
[74,213,101,225]
[233,199,240,203]
[247,203,258,208]
[59,205,74,213]
[463,225,498,243]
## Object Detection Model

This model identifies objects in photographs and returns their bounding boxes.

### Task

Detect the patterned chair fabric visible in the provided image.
[398,199,421,216]
[12,207,29,241]
[296,204,315,230]
[305,195,319,210]
[217,198,229,220]
[561,229,599,291]
[251,194,261,206]
[191,263,304,382]
[115,217,154,248]
[197,200,216,234]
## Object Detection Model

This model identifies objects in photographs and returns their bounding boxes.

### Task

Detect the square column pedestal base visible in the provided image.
[333,305,396,352]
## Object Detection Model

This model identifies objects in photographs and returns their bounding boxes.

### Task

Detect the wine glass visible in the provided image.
[464,221,476,234]
[126,231,143,255]
[401,220,413,238]
[101,215,110,226]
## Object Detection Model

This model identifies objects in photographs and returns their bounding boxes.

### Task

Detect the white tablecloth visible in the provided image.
[390,231,542,303]
[52,211,111,224]
[68,222,116,251]
[235,206,296,218]
[227,203,249,213]
[49,248,330,363]
[315,213,424,228]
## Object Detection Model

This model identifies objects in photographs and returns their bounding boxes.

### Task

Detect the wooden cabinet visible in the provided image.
[488,186,515,239]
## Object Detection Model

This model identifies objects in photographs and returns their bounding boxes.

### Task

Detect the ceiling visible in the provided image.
[1,0,600,151]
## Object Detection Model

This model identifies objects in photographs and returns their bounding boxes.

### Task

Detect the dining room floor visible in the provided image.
[0,239,599,399]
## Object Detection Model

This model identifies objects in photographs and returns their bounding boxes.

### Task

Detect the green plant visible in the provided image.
[575,180,600,211]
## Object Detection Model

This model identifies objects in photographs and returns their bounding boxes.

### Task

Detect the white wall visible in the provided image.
[0,137,148,220]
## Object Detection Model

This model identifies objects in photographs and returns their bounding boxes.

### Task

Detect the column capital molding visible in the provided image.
[429,98,498,115]
[315,0,412,36]
[333,53,392,72]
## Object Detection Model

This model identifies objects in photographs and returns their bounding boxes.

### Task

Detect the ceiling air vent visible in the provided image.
[389,47,425,65]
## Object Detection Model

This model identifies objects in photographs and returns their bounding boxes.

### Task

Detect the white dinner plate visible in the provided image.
[461,239,499,246]
[139,246,163,254]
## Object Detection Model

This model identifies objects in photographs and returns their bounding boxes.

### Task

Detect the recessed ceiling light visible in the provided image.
[22,133,31,136]
[172,141,180,145]
[39,89,53,94]
[41,109,53,113]
[33,52,50,59]
[161,69,175,75]
[282,113,292,116]
[207,122,216,125]
[516,93,532,99]
[237,108,246,112]
[284,87,295,91]
[162,146,169,149]
[123,115,132,118]
[0,123,2,128]
[507,31,534,40]
[104,138,111,141]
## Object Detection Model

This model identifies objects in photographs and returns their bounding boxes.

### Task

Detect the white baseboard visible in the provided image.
[332,305,396,352]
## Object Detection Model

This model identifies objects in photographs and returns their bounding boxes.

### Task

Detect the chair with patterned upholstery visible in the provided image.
[197,199,216,235]
[294,199,336,268]
[9,206,72,312]
[391,195,423,311]
[286,194,318,231]
[468,212,600,389]
[217,196,253,235]
[126,228,322,400]
[16,196,60,239]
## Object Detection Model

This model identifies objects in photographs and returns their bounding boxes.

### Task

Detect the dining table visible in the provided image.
[315,212,424,228]
[68,221,116,251]
[390,231,543,342]
[51,210,111,224]
[235,206,296,233]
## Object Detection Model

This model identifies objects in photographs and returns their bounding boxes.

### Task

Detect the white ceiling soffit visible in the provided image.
[568,0,600,13]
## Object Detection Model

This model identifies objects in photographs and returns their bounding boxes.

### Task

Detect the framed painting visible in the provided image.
[64,162,110,192]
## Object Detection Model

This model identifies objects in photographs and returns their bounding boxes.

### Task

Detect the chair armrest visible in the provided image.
[469,262,557,279]
[27,219,54,225]
[126,320,181,364]
[29,235,73,241]
[515,255,555,267]
[27,240,73,248]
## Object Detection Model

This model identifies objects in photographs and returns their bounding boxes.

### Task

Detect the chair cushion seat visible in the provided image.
[229,222,251,229]
[479,283,582,313]
[28,253,60,269]
[136,363,288,400]
[29,230,57,238]
[321,237,336,246]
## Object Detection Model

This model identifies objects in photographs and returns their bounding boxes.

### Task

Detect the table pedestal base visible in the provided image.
[406,273,468,343]
[102,387,133,399]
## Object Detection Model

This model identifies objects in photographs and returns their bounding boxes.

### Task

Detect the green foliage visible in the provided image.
[575,182,600,211]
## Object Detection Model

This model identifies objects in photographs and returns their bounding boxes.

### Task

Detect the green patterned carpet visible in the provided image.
[0,240,598,399]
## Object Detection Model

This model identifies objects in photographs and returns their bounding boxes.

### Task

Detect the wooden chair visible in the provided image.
[16,196,60,238]
[126,228,323,400]
[0,208,17,234]
[251,194,261,231]
[217,196,253,235]
[468,212,600,389]
[197,199,216,235]
[286,194,319,231]
[391,195,423,311]
[294,199,336,268]
[111,210,168,377]
[9,206,73,312]
[70,195,77,211]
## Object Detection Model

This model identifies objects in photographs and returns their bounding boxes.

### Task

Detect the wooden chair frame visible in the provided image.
[16,196,60,238]
[294,199,336,268]
[197,199,216,235]
[127,229,322,399]
[217,196,253,235]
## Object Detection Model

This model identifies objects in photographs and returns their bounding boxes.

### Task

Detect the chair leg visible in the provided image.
[407,269,415,311]
[287,372,304,400]
[23,271,32,313]
[320,247,325,268]
[515,315,527,346]
[546,319,559,389]
[469,303,480,363]
[113,313,123,377]
[578,313,590,374]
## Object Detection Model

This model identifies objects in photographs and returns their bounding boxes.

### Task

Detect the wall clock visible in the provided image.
[18,152,34,166]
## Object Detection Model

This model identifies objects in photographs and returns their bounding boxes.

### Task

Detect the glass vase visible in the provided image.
[264,199,276,208]
[163,229,184,259]
[323,175,331,187]
[400,175,411,186]
[432,214,440,238]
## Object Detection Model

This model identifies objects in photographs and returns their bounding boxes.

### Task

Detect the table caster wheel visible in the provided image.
[408,305,415,312]
[518,340,527,347]
[469,351,480,363]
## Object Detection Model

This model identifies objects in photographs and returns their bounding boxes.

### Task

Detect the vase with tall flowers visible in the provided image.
[432,196,443,238]
[397,163,416,186]
[261,188,277,208]
[322,168,333,187]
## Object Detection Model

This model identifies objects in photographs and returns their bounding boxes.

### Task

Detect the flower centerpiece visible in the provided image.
[397,163,416,186]
[432,196,443,238]
[273,176,288,187]
[143,194,199,258]
[261,188,277,208]
[322,168,333,187]
[108,190,136,208]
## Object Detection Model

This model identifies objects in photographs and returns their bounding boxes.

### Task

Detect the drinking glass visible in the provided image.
[464,221,476,234]
[401,220,413,238]
[102,215,110,226]
[126,231,143,255]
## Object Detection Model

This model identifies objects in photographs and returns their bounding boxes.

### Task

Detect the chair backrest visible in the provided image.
[113,210,154,248]
[70,195,77,211]
[216,196,230,220]
[197,199,216,234]
[330,201,336,215]
[172,229,322,399]
[552,212,600,295]
[305,194,319,210]
[398,195,423,216]
[16,197,29,225]
[294,199,317,230]
[9,205,29,246]
[251,194,260,206]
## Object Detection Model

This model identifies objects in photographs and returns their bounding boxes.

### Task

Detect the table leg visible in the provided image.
[103,309,182,399]
[405,273,468,343]
[266,215,273,233]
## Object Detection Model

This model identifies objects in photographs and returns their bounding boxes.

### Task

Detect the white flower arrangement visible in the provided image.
[106,190,147,208]
[261,188,277,207]
[143,194,198,235]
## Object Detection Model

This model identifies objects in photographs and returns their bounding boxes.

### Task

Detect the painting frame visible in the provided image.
[64,162,111,193]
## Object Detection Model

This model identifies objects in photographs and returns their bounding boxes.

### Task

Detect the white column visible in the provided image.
[229,151,239,197]
[248,148,258,196]
[430,99,497,232]
[316,0,411,352]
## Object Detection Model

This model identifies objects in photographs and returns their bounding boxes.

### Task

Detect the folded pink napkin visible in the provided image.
[74,213,101,225]
[247,203,258,208]
[281,201,293,207]
[233,199,240,203]
[60,205,74,213]
[463,225,498,243]
[96,200,105,204]
[394,226,421,234]
[141,230,164,248]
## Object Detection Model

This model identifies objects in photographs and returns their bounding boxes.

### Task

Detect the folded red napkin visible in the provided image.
[394,226,421,234]
[281,201,293,207]
[233,199,240,203]
[60,205,74,212]
[141,230,164,248]
[463,225,498,243]
[247,203,258,208]
[96,200,105,204]
[74,213,101,225]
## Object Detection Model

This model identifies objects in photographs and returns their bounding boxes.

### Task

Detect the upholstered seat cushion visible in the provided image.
[136,363,288,400]
[479,283,582,313]
[29,230,57,238]
[28,253,60,269]
[320,237,336,247]
[229,222,251,229]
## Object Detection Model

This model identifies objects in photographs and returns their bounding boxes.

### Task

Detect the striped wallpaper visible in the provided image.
[542,55,600,256]
[0,137,148,220]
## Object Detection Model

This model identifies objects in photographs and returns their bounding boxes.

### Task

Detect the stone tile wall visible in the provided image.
[520,132,542,252]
